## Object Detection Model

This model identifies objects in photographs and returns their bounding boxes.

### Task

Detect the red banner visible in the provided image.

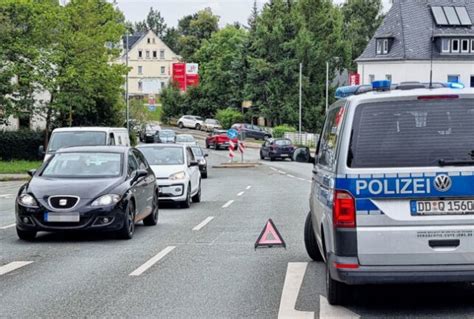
[172,63,187,91]
[349,73,360,86]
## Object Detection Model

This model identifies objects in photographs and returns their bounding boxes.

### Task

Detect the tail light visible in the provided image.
[333,190,356,228]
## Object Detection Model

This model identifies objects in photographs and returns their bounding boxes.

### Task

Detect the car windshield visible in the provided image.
[206,119,218,124]
[42,152,122,178]
[139,147,184,165]
[176,135,194,142]
[147,125,160,131]
[349,98,474,168]
[48,132,106,152]
[191,147,203,157]
[275,139,292,146]
[160,130,176,137]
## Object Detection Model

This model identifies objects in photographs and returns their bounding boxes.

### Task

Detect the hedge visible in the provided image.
[272,125,296,138]
[0,130,45,161]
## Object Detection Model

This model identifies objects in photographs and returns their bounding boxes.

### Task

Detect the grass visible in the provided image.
[0,160,42,174]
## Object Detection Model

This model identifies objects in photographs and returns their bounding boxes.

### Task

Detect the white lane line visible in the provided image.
[320,296,360,318]
[193,216,214,231]
[0,223,16,230]
[0,261,33,276]
[278,170,286,174]
[270,167,277,171]
[278,262,313,319]
[298,178,305,181]
[287,174,295,178]
[246,186,252,190]
[129,246,176,276]
[222,200,234,208]
[237,191,244,197]
[0,194,13,199]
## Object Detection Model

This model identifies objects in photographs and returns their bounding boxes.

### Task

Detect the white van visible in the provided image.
[41,127,130,161]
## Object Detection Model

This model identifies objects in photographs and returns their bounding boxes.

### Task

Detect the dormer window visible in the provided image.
[376,38,390,55]
[440,37,474,54]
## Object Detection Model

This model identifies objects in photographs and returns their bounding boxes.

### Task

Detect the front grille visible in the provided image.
[48,196,79,210]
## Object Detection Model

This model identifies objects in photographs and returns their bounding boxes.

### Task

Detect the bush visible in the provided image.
[129,130,137,147]
[216,108,244,129]
[272,125,296,138]
[0,130,45,161]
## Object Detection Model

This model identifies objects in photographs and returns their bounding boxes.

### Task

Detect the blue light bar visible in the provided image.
[372,80,391,91]
[447,82,465,89]
[335,85,373,99]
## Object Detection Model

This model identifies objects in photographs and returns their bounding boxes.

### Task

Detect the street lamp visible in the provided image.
[325,57,340,114]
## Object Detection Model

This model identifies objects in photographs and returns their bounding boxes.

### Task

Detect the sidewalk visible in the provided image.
[0,174,30,182]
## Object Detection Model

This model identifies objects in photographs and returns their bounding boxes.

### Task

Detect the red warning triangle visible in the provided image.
[255,219,286,249]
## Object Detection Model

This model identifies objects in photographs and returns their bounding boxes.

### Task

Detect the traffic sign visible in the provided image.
[148,105,156,112]
[255,219,286,249]
[227,129,238,139]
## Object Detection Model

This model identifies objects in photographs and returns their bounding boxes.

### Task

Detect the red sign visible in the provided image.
[255,219,286,249]
[172,63,200,91]
[349,73,360,86]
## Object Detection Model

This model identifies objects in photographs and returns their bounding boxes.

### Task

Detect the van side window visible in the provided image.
[317,107,343,169]
[109,133,115,146]
[118,136,123,145]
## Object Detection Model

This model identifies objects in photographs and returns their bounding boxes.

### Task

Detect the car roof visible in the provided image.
[52,127,127,133]
[137,143,186,149]
[177,134,194,137]
[56,146,129,153]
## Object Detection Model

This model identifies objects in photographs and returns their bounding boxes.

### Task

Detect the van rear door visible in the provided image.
[343,96,474,266]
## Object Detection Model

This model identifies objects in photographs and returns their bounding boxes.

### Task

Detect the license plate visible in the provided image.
[281,154,289,157]
[410,200,474,216]
[45,212,80,222]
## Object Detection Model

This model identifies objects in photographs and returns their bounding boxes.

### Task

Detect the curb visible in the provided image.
[212,162,260,168]
[0,176,29,182]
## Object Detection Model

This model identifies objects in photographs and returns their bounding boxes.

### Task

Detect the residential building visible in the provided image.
[120,30,180,97]
[357,0,474,87]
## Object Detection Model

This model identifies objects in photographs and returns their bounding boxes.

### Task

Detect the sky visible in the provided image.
[114,0,392,28]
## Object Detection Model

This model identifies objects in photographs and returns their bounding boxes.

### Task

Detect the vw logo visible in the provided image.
[59,199,68,206]
[434,174,452,192]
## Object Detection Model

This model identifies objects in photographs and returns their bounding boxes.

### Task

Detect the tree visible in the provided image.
[146,7,167,38]
[342,0,384,71]
[163,27,180,53]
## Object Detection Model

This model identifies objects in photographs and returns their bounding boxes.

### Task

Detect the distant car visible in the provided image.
[154,129,176,144]
[231,123,271,140]
[137,144,201,208]
[205,130,238,150]
[260,138,295,161]
[177,115,204,130]
[175,134,197,146]
[140,124,161,143]
[16,146,159,241]
[201,119,222,132]
[191,145,208,179]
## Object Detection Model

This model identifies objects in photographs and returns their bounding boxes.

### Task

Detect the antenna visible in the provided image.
[429,16,435,89]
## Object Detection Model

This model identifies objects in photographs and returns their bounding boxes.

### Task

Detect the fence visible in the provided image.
[283,132,319,148]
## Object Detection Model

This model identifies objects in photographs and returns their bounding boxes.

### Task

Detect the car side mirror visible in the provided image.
[189,161,199,167]
[27,169,37,177]
[38,145,45,157]
[204,154,209,157]
[293,147,311,163]
[131,169,148,184]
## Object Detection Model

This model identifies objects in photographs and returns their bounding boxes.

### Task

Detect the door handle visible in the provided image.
[429,239,460,248]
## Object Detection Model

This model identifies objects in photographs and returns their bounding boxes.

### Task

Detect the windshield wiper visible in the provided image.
[439,159,474,166]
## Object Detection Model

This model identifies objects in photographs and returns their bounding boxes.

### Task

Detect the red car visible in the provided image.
[205,130,238,150]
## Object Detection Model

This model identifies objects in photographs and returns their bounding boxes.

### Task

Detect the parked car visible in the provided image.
[41,127,130,162]
[175,134,197,146]
[154,129,176,144]
[231,123,271,140]
[140,124,161,143]
[201,119,222,132]
[205,130,238,150]
[260,138,295,161]
[16,146,159,241]
[177,115,204,130]
[191,145,208,179]
[137,144,201,208]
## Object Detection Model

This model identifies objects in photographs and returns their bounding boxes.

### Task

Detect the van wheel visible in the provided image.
[17,227,37,241]
[304,212,324,261]
[326,262,350,306]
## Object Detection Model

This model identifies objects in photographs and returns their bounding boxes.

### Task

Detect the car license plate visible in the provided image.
[281,154,289,157]
[410,200,474,216]
[45,212,80,222]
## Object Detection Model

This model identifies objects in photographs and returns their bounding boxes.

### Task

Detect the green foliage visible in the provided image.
[273,125,296,138]
[0,130,45,161]
[0,160,42,174]
[216,108,244,129]
[131,7,167,38]
[160,84,186,123]
[129,131,137,147]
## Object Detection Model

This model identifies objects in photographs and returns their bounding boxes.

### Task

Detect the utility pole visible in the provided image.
[325,61,329,114]
[298,63,302,145]
[126,33,130,133]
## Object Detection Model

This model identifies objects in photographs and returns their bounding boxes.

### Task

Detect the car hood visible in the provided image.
[27,177,124,200]
[150,165,186,179]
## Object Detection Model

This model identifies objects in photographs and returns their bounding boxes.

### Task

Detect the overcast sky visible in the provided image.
[114,0,392,28]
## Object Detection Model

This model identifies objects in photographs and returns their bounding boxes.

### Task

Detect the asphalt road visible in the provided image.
[2,136,474,318]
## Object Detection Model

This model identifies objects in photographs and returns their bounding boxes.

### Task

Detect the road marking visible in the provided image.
[298,178,305,181]
[222,200,234,208]
[270,167,277,171]
[0,223,15,230]
[320,296,359,318]
[193,216,214,231]
[278,170,286,174]
[237,191,244,196]
[0,194,13,199]
[246,186,252,190]
[278,262,313,319]
[129,246,176,276]
[0,261,33,276]
[287,174,295,178]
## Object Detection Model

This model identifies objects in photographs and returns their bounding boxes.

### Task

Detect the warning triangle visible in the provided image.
[255,219,286,249]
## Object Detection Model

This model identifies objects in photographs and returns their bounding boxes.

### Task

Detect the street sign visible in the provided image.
[227,129,238,139]
[148,105,156,112]
[349,73,361,86]
[255,219,286,249]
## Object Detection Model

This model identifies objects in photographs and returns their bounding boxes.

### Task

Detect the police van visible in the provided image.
[304,81,474,305]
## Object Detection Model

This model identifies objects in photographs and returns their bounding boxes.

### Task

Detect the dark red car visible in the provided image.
[205,130,238,150]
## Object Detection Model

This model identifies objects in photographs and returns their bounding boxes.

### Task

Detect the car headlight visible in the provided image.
[169,171,186,180]
[91,194,121,207]
[198,159,206,165]
[18,194,39,208]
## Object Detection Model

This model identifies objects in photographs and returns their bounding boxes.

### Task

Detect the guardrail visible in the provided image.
[283,132,318,147]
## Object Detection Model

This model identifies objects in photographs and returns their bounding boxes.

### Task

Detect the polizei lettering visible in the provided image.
[355,178,432,196]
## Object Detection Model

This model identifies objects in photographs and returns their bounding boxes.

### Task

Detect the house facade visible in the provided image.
[357,0,474,87]
[119,30,180,97]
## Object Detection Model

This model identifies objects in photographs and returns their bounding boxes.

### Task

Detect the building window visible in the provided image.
[452,39,460,53]
[471,75,474,88]
[147,38,151,44]
[461,39,470,53]
[138,81,143,91]
[160,50,165,59]
[153,51,157,59]
[376,40,382,54]
[448,75,460,83]
[376,39,389,55]
[382,39,389,54]
[369,74,375,83]
[161,82,166,89]
[471,40,474,52]
[161,66,166,74]
[385,74,392,82]
[146,50,150,59]
[138,66,142,75]
[441,38,450,53]
[138,50,143,59]
[152,38,155,44]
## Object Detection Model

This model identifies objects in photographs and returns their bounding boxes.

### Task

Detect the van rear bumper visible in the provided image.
[329,254,474,285]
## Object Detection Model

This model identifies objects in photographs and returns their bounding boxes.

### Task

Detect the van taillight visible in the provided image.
[333,190,356,228]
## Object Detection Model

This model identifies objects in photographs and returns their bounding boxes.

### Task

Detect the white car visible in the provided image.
[201,119,222,132]
[175,134,197,146]
[177,115,204,130]
[137,144,201,208]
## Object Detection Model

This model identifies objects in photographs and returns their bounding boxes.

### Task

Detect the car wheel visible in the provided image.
[180,185,191,208]
[192,181,201,203]
[202,171,208,179]
[16,227,37,241]
[178,122,184,129]
[117,201,135,239]
[195,124,201,130]
[143,192,159,226]
[326,262,350,306]
[270,156,275,162]
[304,212,324,261]
[206,141,210,149]
[260,151,264,160]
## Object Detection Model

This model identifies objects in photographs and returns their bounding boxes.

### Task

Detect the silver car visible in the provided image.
[304,82,474,305]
